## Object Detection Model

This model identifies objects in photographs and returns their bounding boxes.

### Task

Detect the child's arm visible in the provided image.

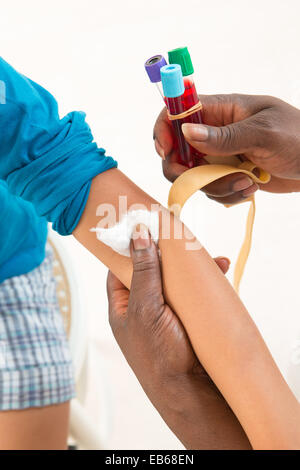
[1,58,299,448]
[74,168,300,450]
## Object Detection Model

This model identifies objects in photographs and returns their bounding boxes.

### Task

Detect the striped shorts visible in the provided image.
[0,243,75,410]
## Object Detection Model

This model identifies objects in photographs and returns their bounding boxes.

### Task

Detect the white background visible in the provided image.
[1,0,300,449]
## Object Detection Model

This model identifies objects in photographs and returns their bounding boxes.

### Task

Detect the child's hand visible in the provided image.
[154,94,300,205]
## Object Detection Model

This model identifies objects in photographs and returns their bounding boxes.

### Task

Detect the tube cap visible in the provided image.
[144,55,167,83]
[160,64,184,98]
[168,47,194,76]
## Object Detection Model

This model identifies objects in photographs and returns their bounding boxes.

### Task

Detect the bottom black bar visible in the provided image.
[0,449,299,463]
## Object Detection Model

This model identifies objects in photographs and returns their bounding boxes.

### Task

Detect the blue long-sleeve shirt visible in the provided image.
[0,181,47,283]
[0,58,117,282]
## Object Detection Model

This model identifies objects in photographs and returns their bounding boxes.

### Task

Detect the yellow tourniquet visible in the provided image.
[168,155,270,293]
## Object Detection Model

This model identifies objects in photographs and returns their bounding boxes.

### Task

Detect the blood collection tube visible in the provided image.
[144,55,167,99]
[160,64,203,168]
[168,47,205,164]
[168,47,202,118]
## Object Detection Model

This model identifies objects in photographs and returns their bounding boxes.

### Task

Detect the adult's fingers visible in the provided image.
[128,224,164,322]
[182,116,265,158]
[152,95,231,160]
[107,271,130,329]
[153,107,173,159]
[202,173,254,197]
[154,93,276,161]
[206,182,258,205]
[153,93,261,160]
[162,156,258,202]
[162,158,187,183]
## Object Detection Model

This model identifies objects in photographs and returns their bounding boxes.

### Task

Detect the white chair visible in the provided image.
[48,229,112,450]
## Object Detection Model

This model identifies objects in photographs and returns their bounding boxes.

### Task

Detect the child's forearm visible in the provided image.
[74,168,300,449]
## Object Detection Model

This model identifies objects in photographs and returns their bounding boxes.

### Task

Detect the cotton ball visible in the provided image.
[90,210,159,257]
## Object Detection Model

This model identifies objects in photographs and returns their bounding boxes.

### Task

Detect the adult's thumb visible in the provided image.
[182,119,261,156]
[129,224,163,311]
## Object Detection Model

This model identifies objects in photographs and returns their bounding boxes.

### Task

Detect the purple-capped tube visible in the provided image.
[144,55,167,98]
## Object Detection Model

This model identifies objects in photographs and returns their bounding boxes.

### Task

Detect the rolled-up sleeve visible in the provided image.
[0,57,117,235]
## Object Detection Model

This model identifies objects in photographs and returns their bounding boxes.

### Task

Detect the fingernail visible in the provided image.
[154,139,165,160]
[182,123,208,141]
[242,183,258,197]
[233,177,253,192]
[132,224,150,250]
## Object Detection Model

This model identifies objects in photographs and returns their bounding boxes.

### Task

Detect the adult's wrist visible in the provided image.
[145,372,251,450]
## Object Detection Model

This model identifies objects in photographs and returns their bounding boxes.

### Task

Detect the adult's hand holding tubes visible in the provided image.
[154,94,300,204]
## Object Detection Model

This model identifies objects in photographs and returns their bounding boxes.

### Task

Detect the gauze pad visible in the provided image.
[90,209,159,257]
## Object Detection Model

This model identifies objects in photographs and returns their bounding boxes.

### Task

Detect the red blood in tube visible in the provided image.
[165,77,204,168]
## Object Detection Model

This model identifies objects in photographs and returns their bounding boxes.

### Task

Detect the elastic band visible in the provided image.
[167,101,203,121]
[168,156,271,293]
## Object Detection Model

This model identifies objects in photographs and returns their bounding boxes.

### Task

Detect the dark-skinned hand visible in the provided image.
[107,225,251,449]
[154,94,300,205]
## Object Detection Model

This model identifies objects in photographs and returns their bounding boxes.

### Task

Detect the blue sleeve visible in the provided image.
[0,57,118,235]
[0,180,47,274]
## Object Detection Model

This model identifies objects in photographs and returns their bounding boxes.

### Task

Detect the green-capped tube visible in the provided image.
[168,47,194,77]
